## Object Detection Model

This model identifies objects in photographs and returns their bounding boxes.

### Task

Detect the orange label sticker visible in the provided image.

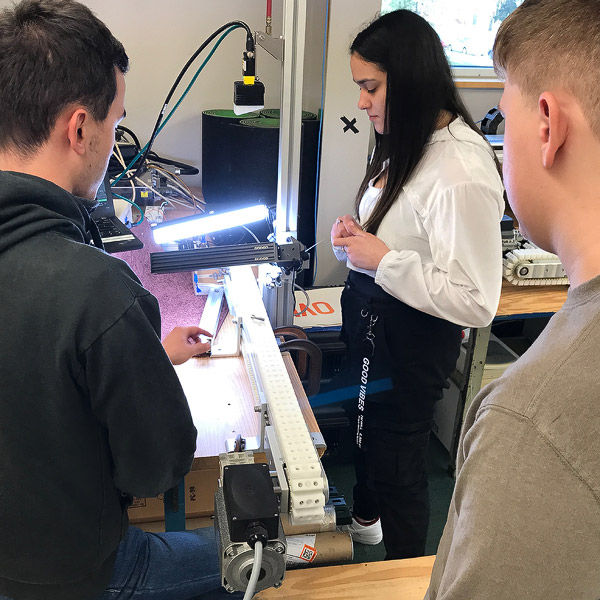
[299,544,317,562]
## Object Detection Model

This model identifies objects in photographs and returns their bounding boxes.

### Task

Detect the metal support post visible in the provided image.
[275,0,307,243]
[448,324,492,475]
[164,479,186,532]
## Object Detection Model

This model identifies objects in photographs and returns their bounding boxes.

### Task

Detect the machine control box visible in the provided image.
[223,463,279,542]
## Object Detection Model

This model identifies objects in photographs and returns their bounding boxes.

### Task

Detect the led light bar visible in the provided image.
[149,238,306,274]
[150,242,277,273]
[152,204,269,245]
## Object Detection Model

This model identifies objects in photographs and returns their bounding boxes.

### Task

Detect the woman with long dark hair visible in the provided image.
[330,10,504,559]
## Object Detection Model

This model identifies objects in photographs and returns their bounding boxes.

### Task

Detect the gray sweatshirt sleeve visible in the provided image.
[425,406,600,600]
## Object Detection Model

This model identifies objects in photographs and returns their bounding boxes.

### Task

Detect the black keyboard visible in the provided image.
[95,217,122,237]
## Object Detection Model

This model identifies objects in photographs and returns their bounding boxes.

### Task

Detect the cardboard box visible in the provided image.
[293,286,343,329]
[128,466,219,523]
[128,454,268,523]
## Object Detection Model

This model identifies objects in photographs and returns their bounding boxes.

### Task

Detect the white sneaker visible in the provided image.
[344,516,383,545]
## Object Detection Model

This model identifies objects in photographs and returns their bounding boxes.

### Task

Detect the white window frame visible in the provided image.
[452,66,498,81]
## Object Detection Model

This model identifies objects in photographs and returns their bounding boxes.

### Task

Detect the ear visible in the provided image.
[66,109,89,157]
[538,91,568,169]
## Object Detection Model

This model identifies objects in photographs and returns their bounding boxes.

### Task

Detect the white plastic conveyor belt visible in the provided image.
[223,266,326,526]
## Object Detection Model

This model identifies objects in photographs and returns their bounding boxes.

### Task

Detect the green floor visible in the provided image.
[321,430,455,562]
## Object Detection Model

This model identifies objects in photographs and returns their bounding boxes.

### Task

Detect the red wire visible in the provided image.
[266,0,272,18]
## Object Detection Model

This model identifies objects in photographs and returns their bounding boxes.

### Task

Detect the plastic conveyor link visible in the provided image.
[223,266,325,526]
[503,244,569,286]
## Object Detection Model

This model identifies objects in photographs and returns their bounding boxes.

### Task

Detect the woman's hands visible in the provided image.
[331,215,390,271]
[331,214,358,241]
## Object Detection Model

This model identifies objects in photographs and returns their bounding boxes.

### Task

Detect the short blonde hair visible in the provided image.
[494,0,600,139]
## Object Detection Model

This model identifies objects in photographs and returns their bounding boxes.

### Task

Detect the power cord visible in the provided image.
[242,225,260,243]
[111,146,144,225]
[242,540,263,600]
[293,282,311,316]
[113,142,202,212]
[243,521,268,600]
[146,151,199,176]
[113,21,253,186]
[111,192,144,226]
[116,125,141,151]
[146,162,204,210]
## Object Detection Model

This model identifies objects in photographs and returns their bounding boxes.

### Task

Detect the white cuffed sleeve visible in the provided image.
[331,240,348,262]
[375,182,503,327]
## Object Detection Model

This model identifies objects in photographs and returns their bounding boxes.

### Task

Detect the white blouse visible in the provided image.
[333,117,505,328]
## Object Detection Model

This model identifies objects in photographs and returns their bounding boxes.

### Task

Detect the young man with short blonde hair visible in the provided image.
[426,0,600,598]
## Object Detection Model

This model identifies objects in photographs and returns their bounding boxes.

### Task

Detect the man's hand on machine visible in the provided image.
[331,217,390,270]
[162,326,213,365]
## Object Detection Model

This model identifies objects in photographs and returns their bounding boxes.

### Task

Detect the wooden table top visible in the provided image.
[255,555,435,599]
[496,279,569,318]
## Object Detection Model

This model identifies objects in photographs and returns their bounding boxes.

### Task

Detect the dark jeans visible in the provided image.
[340,271,461,559]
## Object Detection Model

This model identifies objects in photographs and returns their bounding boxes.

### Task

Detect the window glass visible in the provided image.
[381,0,522,71]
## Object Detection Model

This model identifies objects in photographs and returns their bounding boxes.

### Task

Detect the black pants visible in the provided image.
[339,271,461,559]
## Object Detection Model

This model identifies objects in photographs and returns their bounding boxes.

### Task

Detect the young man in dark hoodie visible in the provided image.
[0,1,227,599]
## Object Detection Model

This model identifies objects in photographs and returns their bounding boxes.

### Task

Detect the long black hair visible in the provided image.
[351,10,496,234]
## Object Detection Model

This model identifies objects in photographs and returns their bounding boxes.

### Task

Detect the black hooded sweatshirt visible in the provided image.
[0,171,197,600]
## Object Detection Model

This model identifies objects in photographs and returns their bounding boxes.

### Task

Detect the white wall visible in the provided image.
[302,0,328,112]
[313,0,380,286]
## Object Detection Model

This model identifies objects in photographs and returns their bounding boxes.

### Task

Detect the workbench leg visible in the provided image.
[164,479,186,532]
[448,324,491,476]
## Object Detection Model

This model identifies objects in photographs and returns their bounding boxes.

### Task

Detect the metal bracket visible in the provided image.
[264,425,290,515]
[310,431,326,452]
[210,316,242,358]
[449,324,492,475]
[256,31,284,61]
[198,285,241,358]
[199,286,223,334]
[225,433,261,454]
[200,283,242,357]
